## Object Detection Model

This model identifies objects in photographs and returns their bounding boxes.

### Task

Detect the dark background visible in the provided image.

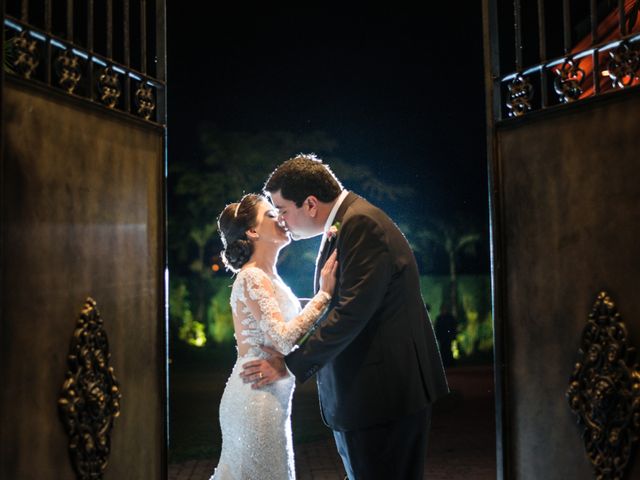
[166,4,489,281]
[164,3,493,463]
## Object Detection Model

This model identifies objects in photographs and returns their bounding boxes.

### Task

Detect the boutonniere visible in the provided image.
[326,221,341,241]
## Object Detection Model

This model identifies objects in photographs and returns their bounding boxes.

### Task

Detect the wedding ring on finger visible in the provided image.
[259,372,263,380]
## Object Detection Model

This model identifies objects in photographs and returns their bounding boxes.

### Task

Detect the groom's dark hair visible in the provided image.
[263,153,343,207]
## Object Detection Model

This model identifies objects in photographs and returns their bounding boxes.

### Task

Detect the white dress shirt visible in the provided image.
[317,189,350,256]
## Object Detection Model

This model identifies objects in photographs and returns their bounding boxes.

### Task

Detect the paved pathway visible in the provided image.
[168,437,343,480]
[169,365,496,479]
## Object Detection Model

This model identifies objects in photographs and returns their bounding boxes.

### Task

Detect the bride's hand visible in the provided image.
[320,250,338,295]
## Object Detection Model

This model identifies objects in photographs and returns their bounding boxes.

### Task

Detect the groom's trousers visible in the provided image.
[333,405,432,480]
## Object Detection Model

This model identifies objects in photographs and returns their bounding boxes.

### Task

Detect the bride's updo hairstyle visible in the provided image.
[217,193,265,273]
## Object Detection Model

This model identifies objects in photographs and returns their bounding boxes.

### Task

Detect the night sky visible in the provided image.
[166,4,489,273]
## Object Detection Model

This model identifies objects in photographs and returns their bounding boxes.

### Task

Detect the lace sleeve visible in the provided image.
[240,268,331,355]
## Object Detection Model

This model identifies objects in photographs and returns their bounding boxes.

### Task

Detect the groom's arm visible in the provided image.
[285,214,392,382]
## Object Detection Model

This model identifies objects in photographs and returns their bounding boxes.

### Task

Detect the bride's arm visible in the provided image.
[241,269,331,355]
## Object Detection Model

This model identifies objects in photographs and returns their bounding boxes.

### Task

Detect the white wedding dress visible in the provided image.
[210,266,331,480]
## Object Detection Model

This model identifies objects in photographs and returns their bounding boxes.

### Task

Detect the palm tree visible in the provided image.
[413,219,481,318]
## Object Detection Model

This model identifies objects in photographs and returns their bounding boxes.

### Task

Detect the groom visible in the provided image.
[241,154,449,479]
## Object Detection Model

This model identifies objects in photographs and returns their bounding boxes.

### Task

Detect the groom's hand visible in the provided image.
[240,346,289,389]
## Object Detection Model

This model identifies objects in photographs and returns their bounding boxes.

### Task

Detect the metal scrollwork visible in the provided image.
[56,49,82,94]
[506,74,533,117]
[554,57,585,103]
[58,298,121,480]
[135,82,156,120]
[98,67,121,108]
[607,41,640,89]
[566,291,640,480]
[11,31,40,79]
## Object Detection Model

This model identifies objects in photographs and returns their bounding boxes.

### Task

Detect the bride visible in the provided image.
[210,193,338,480]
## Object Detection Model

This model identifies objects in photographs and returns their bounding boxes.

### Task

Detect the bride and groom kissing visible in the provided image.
[211,154,449,480]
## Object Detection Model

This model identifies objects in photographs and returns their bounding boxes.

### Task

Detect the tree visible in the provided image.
[410,217,482,318]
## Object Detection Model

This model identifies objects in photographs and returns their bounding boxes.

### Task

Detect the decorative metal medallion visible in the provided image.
[554,57,585,103]
[55,50,83,94]
[98,67,121,108]
[506,74,533,117]
[607,41,640,89]
[135,82,156,120]
[11,30,40,79]
[566,291,640,480]
[58,298,121,480]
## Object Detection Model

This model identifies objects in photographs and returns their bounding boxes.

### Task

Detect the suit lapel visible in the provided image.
[313,192,358,293]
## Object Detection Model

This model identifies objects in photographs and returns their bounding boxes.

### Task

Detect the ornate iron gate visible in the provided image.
[483,1,640,479]
[0,1,167,479]
[3,0,165,123]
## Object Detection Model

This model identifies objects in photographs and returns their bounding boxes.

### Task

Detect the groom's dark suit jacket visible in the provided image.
[285,192,449,432]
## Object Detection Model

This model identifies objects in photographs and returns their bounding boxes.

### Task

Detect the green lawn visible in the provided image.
[168,344,331,463]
